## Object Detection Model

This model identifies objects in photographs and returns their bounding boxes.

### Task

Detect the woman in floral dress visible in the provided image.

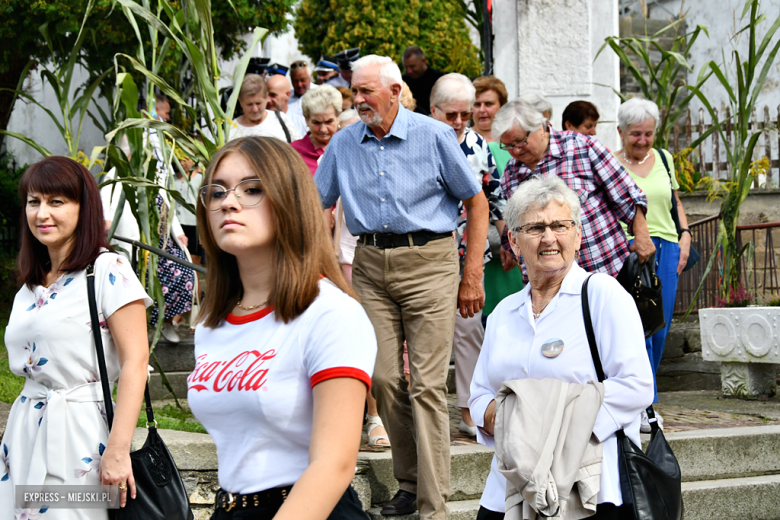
[0,157,152,520]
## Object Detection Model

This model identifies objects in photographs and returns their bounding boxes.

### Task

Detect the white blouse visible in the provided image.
[469,263,654,512]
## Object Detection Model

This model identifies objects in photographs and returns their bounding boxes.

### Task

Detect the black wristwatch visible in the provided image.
[680,228,692,237]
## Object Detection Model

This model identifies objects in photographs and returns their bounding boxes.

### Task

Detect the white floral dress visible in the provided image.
[0,252,151,520]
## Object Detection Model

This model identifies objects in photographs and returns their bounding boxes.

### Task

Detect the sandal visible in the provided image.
[366,415,391,447]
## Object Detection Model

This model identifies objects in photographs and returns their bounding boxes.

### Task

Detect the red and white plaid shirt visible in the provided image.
[501,128,647,277]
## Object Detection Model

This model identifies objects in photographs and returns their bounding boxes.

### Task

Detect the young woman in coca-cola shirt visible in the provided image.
[188,137,377,520]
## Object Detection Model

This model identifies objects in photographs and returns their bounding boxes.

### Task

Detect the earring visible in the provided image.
[574,251,581,261]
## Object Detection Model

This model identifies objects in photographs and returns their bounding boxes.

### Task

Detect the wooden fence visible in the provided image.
[666,105,780,187]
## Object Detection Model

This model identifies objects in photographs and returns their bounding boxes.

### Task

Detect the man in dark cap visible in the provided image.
[265,63,289,77]
[328,47,360,87]
[314,56,340,85]
[402,46,444,116]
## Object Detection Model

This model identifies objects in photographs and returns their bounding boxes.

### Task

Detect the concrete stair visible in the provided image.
[358,425,780,520]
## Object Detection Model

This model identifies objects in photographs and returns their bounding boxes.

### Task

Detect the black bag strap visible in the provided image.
[274,110,292,143]
[87,263,156,432]
[582,274,657,429]
[581,275,606,383]
[656,148,683,237]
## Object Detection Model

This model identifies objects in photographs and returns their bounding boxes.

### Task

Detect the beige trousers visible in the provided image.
[352,236,459,520]
[453,311,484,408]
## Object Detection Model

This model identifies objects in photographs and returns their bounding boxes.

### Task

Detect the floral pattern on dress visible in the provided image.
[22,343,48,375]
[107,256,131,288]
[86,312,109,335]
[26,277,74,312]
[15,506,48,519]
[2,444,9,481]
[74,443,104,479]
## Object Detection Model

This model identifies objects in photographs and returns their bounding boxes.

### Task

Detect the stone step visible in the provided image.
[364,475,780,520]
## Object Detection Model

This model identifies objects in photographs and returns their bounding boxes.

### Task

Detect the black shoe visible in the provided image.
[381,489,418,515]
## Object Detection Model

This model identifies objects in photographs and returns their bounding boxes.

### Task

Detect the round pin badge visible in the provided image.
[541,338,565,358]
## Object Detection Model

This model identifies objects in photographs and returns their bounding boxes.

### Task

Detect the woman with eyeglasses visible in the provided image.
[494,100,655,280]
[469,175,653,520]
[291,86,342,176]
[430,73,503,437]
[188,137,376,520]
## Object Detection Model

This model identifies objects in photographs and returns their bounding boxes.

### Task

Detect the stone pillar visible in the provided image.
[721,362,777,400]
[492,0,621,150]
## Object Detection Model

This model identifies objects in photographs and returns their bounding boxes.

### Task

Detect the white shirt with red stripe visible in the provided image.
[187,279,377,494]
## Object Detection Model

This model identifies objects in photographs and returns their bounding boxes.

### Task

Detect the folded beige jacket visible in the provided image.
[495,378,605,520]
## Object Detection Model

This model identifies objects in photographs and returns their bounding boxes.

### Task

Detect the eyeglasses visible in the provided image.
[435,108,473,122]
[291,60,308,69]
[499,131,532,151]
[515,220,577,237]
[199,179,265,211]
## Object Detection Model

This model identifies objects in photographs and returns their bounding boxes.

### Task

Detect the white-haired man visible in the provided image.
[316,55,489,520]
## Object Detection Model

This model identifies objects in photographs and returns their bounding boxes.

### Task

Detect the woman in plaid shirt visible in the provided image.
[493,100,655,278]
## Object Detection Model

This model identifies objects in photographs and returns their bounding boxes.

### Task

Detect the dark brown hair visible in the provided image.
[562,101,600,129]
[336,86,354,107]
[196,137,355,327]
[18,156,108,289]
[473,76,509,106]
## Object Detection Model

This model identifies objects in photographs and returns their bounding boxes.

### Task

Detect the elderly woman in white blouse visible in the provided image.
[469,175,653,520]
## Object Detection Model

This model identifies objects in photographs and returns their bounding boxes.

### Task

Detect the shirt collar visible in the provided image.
[513,263,588,327]
[547,126,564,159]
[359,104,409,143]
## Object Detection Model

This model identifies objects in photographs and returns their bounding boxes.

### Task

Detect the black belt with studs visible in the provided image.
[215,486,291,512]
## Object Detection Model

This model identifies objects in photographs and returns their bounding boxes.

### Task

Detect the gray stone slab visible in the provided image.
[131,427,217,470]
[660,390,780,421]
[358,445,494,506]
[682,474,780,520]
[151,337,196,372]
[661,425,780,482]
[149,371,190,400]
[367,498,480,520]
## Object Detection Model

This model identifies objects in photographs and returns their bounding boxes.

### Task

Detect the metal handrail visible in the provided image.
[112,235,206,274]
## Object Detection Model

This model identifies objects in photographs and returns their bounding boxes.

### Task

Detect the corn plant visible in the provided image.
[684,0,780,310]
[0,0,110,159]
[596,18,710,150]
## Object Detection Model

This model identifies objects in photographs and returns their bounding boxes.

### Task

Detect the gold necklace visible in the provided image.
[622,150,651,165]
[236,299,267,311]
[532,300,550,320]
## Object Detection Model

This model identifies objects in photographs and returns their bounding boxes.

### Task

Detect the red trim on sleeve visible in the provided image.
[226,305,274,325]
[310,367,371,391]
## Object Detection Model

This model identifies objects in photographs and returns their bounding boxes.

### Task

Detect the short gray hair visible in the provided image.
[352,54,403,89]
[492,100,545,144]
[339,108,359,125]
[519,92,553,118]
[617,97,659,131]
[301,85,342,119]
[504,175,582,232]
[430,73,476,110]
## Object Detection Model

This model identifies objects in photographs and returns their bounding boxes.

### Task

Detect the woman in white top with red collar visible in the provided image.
[188,137,377,520]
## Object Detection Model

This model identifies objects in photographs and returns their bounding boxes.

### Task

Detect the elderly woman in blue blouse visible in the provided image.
[469,175,653,520]
[430,72,504,436]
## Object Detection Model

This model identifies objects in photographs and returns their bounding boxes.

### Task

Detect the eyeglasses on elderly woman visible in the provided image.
[199,179,265,211]
[515,220,577,236]
[499,131,531,151]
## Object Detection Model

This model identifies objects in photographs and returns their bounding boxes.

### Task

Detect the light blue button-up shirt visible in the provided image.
[315,105,482,235]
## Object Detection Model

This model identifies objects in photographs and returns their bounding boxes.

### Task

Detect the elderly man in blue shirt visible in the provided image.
[316,55,489,520]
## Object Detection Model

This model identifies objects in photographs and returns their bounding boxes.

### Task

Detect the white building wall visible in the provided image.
[493,0,622,150]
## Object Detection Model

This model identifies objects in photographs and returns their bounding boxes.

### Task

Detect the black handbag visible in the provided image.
[582,275,684,520]
[617,252,666,338]
[86,263,194,520]
[657,149,699,272]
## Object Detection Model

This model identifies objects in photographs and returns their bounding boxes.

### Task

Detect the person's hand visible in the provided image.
[458,269,485,318]
[500,248,517,273]
[482,400,496,436]
[630,234,656,264]
[178,235,188,247]
[677,232,692,275]
[100,444,136,507]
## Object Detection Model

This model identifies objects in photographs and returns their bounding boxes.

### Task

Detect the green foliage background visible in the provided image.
[294,0,482,77]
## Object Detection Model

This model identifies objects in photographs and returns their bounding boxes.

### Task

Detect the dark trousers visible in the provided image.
[210,486,368,520]
[476,502,636,520]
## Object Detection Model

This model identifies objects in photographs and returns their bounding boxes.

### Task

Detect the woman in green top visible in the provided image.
[614,98,692,428]
[472,76,524,321]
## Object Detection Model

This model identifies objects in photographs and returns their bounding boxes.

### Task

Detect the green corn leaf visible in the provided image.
[0,130,52,157]
[0,88,66,138]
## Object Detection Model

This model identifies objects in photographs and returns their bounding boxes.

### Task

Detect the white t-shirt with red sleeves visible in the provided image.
[187,279,377,494]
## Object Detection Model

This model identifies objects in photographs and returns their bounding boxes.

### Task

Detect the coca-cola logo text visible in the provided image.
[188,350,277,392]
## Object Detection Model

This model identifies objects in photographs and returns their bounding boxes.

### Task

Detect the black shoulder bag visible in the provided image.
[274,110,292,143]
[581,275,683,520]
[657,149,699,272]
[616,251,666,339]
[86,264,194,520]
